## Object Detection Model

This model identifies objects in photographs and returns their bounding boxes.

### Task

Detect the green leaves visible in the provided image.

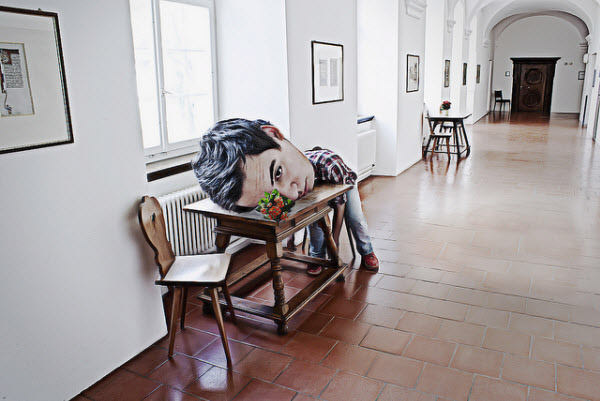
[256,189,295,221]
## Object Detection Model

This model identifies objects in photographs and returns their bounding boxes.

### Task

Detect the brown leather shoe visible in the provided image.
[361,252,379,272]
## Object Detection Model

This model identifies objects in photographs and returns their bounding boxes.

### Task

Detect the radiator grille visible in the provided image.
[157,186,216,256]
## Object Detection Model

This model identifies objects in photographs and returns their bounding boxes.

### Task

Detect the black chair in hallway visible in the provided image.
[423,109,452,159]
[493,90,511,113]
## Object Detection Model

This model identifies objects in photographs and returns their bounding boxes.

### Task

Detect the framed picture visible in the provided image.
[462,63,468,85]
[0,6,73,155]
[476,64,481,84]
[311,41,343,104]
[444,60,450,87]
[406,54,419,93]
[578,71,585,80]
[505,71,511,77]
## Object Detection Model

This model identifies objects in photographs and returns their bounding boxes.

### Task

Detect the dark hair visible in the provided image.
[191,118,281,212]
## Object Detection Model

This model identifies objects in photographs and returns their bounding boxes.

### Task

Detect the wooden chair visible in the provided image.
[493,90,511,113]
[138,196,236,366]
[423,110,452,159]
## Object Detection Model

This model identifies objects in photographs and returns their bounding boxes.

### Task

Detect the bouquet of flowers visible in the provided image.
[257,189,294,221]
[440,100,451,111]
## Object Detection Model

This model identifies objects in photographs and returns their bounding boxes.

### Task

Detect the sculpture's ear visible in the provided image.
[261,125,285,140]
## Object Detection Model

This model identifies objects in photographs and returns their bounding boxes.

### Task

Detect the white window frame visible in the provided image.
[141,0,219,162]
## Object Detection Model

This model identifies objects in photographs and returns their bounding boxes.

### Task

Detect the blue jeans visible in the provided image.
[309,185,374,258]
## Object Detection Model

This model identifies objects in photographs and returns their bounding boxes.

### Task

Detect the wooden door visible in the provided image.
[511,58,559,114]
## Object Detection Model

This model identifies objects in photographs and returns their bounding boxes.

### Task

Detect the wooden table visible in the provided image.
[425,112,472,158]
[184,184,352,335]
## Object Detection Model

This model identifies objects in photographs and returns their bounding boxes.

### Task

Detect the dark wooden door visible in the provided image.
[511,58,559,114]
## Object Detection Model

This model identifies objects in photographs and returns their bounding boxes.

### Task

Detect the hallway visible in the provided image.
[77,115,600,401]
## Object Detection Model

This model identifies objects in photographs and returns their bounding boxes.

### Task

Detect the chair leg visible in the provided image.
[446,137,451,158]
[423,135,433,158]
[302,227,309,254]
[222,284,237,324]
[168,287,182,358]
[346,220,356,261]
[180,287,188,331]
[210,287,233,368]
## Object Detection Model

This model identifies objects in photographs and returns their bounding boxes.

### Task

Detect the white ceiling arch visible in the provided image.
[491,10,589,41]
[467,0,597,35]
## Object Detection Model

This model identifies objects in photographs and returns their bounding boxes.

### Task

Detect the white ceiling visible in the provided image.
[464,0,597,35]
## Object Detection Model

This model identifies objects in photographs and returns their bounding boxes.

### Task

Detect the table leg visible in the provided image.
[317,214,342,268]
[215,233,231,253]
[460,121,471,157]
[453,121,460,157]
[266,241,289,321]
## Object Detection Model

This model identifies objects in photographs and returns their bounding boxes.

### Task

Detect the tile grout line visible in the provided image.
[317,368,340,399]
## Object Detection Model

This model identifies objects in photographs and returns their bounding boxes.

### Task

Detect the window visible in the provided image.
[129,0,217,160]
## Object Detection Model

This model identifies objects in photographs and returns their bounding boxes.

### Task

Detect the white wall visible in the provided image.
[285,0,358,169]
[0,1,166,400]
[397,1,427,173]
[450,1,464,109]
[358,0,398,175]
[424,0,445,112]
[216,0,290,136]
[472,38,493,122]
[492,15,586,113]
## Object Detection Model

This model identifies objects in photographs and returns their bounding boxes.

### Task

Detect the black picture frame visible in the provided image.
[444,60,450,87]
[0,6,73,155]
[462,63,468,85]
[406,54,420,93]
[311,40,344,104]
[476,64,481,84]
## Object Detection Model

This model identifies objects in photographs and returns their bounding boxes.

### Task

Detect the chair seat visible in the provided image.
[158,253,231,285]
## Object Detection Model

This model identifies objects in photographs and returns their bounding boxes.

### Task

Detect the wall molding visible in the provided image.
[406,0,427,19]
[447,19,456,33]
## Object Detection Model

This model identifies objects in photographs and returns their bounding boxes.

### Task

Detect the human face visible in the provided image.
[236,126,315,208]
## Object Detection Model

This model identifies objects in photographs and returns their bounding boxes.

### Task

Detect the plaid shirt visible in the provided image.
[304,148,357,205]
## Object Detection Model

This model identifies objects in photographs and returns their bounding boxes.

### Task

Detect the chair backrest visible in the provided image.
[423,105,435,135]
[138,196,175,278]
[494,90,503,100]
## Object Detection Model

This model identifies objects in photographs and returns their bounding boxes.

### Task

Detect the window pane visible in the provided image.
[130,0,161,148]
[164,94,213,143]
[160,1,214,144]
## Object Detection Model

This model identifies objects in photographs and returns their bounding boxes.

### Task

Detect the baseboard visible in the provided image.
[473,112,489,124]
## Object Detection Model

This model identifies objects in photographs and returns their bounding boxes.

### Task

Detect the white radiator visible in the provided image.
[357,128,376,181]
[157,186,216,256]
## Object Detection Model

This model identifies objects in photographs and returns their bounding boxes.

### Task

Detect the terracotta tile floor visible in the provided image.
[76,113,600,400]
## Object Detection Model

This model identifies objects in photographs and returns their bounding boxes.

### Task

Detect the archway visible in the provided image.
[490,14,587,114]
